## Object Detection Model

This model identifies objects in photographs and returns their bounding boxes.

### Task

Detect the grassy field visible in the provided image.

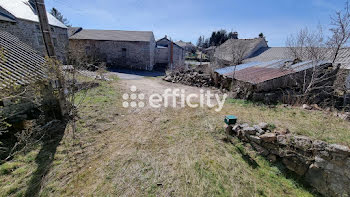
[1,78,349,196]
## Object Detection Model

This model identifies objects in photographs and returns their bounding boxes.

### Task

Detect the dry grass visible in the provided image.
[1,77,349,196]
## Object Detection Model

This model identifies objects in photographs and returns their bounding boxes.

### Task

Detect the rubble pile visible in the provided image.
[226,122,350,197]
[163,69,214,87]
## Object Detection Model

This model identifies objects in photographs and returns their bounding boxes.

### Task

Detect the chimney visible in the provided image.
[232,32,238,39]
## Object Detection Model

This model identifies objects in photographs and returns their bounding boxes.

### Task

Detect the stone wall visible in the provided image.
[69,39,154,71]
[226,123,350,197]
[0,19,68,62]
[156,38,185,69]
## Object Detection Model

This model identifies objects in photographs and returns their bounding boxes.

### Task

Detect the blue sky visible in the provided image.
[46,0,346,46]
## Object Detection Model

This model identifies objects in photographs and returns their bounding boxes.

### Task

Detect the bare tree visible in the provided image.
[328,1,350,63]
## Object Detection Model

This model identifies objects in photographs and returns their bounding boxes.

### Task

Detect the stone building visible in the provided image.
[0,0,69,62]
[156,36,185,70]
[69,28,156,71]
[214,38,268,65]
[175,40,196,56]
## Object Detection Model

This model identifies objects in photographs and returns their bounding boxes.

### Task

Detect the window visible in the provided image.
[122,48,127,58]
[37,36,43,45]
[53,38,58,47]
[51,27,55,32]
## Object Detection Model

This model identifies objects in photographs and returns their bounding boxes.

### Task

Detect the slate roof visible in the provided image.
[68,27,82,37]
[156,37,184,49]
[175,40,196,50]
[69,29,154,42]
[0,0,67,28]
[0,30,46,88]
[214,38,268,62]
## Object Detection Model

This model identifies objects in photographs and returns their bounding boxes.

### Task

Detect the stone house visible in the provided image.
[0,0,69,62]
[69,28,156,71]
[214,38,268,65]
[156,36,185,70]
[175,40,196,56]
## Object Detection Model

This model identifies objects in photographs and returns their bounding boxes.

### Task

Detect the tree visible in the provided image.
[197,36,204,47]
[328,1,350,63]
[50,8,70,26]
[259,33,265,39]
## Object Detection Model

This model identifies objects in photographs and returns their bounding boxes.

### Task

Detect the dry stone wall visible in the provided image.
[226,123,350,197]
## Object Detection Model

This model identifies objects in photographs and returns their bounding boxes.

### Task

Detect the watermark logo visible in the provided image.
[122,86,145,108]
[123,86,227,112]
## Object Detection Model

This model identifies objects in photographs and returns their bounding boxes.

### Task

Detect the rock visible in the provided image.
[275,128,290,136]
[242,127,257,135]
[311,104,322,111]
[251,142,269,156]
[282,157,309,176]
[247,135,262,144]
[267,154,277,162]
[253,125,265,135]
[277,134,291,146]
[293,136,313,151]
[312,140,328,151]
[258,122,269,130]
[240,123,249,128]
[302,104,312,110]
[225,125,234,136]
[326,144,350,156]
[260,133,277,143]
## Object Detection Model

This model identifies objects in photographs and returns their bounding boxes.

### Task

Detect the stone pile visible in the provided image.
[163,70,214,87]
[226,123,350,197]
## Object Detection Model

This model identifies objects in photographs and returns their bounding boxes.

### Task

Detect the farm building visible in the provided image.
[175,40,196,55]
[0,30,46,88]
[68,28,156,71]
[213,37,268,65]
[0,0,69,62]
[155,36,185,70]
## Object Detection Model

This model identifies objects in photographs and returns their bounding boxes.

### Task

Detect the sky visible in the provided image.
[45,0,346,46]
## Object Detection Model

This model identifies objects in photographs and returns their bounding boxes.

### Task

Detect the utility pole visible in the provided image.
[34,0,56,58]
[34,0,67,117]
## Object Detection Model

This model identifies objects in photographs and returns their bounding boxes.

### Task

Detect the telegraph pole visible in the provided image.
[34,0,56,58]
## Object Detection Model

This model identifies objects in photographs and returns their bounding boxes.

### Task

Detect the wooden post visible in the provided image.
[34,0,56,58]
[34,0,67,117]
[170,40,174,70]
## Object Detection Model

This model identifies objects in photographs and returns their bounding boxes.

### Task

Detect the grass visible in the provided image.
[0,76,349,196]
[223,98,350,146]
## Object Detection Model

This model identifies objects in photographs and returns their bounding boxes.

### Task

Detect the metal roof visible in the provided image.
[70,29,154,42]
[223,60,330,84]
[0,30,46,88]
[0,0,67,29]
[244,47,350,69]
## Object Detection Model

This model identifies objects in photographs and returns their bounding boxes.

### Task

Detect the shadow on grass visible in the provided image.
[235,146,260,169]
[24,121,67,197]
[271,160,322,197]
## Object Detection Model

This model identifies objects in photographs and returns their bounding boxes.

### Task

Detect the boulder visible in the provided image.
[247,135,262,144]
[258,122,269,130]
[326,144,350,156]
[242,127,257,135]
[293,136,313,151]
[260,133,277,143]
[302,104,312,110]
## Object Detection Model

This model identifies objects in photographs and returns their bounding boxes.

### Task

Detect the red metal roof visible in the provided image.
[226,66,294,84]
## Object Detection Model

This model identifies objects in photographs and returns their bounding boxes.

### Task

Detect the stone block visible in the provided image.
[260,133,277,143]
[247,135,262,144]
